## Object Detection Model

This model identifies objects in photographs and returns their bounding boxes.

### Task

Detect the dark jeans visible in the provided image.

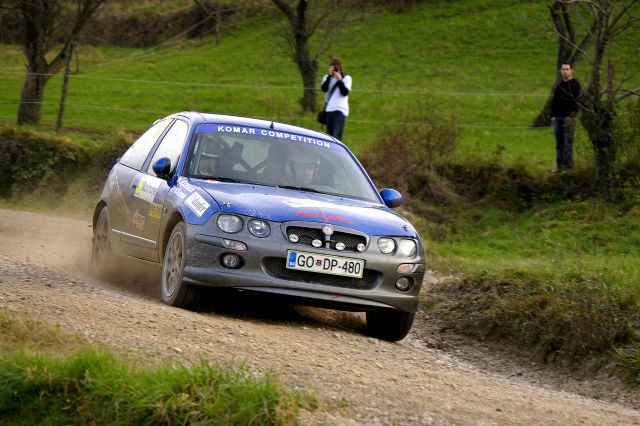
[553,116,575,170]
[326,111,346,141]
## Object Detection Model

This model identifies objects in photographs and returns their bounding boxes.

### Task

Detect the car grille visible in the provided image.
[263,257,380,290]
[286,226,367,252]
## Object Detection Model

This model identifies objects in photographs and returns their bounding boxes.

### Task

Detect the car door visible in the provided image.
[111,117,173,253]
[122,119,190,261]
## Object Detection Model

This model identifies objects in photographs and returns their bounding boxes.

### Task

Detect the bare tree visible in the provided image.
[271,0,353,112]
[533,0,597,127]
[15,0,105,126]
[575,0,639,194]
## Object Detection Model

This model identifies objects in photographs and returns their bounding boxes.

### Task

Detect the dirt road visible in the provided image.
[0,208,638,425]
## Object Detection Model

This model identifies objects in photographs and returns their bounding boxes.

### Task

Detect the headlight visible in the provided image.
[248,219,270,238]
[217,214,242,233]
[377,237,396,254]
[398,239,417,257]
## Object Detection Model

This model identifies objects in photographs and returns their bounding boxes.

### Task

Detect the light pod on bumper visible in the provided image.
[395,277,413,292]
[221,253,242,269]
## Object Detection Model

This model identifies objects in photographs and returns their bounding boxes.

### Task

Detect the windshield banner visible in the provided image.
[196,124,338,151]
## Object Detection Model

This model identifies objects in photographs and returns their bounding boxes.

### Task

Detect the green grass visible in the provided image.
[0,310,313,425]
[423,199,640,296]
[1,0,637,171]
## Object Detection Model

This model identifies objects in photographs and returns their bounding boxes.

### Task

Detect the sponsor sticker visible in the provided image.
[185,192,210,217]
[132,209,145,231]
[149,203,162,223]
[179,179,197,193]
[173,188,187,200]
[134,176,162,203]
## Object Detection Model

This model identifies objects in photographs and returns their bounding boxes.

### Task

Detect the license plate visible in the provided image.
[286,250,365,278]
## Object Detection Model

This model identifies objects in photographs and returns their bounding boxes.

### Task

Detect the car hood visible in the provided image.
[193,180,416,237]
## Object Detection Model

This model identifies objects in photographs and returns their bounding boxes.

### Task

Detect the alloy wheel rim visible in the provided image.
[163,231,183,298]
[93,214,108,264]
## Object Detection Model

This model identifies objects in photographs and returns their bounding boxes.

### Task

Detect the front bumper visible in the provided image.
[183,220,425,313]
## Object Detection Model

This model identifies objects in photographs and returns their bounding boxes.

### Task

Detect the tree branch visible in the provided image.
[568,17,597,64]
[615,87,640,102]
[272,0,296,25]
[48,0,105,75]
[609,0,638,29]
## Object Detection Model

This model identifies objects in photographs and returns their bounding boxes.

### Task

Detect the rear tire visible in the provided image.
[366,310,415,342]
[161,222,199,308]
[91,206,112,276]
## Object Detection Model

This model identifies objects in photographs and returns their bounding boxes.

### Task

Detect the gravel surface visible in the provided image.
[1,208,639,425]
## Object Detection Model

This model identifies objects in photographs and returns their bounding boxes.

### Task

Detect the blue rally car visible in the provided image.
[92,112,425,341]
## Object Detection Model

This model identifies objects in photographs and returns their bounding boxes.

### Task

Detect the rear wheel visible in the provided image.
[366,310,415,342]
[91,206,112,276]
[161,222,198,308]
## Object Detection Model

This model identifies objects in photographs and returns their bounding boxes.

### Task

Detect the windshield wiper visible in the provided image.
[277,185,324,194]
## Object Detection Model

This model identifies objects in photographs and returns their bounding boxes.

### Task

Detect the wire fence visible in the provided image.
[0,69,550,97]
[0,29,556,134]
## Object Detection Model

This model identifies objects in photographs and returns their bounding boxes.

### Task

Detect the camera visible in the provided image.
[332,65,340,74]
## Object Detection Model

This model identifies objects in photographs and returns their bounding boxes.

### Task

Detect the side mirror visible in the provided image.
[152,157,171,179]
[380,188,404,208]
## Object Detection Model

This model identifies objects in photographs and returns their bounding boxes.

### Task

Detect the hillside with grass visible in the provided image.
[1,0,636,168]
[1,0,640,384]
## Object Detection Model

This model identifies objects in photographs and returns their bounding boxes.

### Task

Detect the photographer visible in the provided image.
[320,57,352,141]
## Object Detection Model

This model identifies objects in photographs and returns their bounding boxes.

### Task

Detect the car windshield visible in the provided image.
[185,123,380,203]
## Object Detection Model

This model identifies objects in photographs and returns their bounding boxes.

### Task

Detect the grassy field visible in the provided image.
[0,310,313,424]
[1,0,637,171]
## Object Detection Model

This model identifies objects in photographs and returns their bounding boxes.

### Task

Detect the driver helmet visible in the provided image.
[289,151,320,185]
[198,152,219,176]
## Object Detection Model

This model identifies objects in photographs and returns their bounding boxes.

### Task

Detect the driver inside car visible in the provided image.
[197,153,218,176]
[289,157,319,187]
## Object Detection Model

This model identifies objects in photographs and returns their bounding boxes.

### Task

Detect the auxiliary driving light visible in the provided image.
[312,239,323,248]
[289,234,299,243]
[335,242,345,251]
[322,225,334,236]
[356,243,366,252]
[221,253,242,269]
[395,277,413,292]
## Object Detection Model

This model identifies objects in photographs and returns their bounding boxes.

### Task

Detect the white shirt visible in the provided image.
[321,74,352,116]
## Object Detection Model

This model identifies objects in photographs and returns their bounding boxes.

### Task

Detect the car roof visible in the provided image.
[173,111,345,148]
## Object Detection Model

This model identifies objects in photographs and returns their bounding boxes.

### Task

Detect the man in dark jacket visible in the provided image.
[551,63,581,172]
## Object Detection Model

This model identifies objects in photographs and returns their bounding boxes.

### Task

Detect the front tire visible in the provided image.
[366,310,415,342]
[91,206,112,276]
[161,222,198,308]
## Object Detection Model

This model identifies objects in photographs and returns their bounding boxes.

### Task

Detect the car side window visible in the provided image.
[120,119,172,170]
[147,120,189,176]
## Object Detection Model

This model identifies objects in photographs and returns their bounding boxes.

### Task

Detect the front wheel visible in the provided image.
[366,310,415,342]
[161,222,198,308]
[91,206,112,276]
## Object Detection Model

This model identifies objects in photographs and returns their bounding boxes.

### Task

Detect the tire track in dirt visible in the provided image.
[1,208,638,425]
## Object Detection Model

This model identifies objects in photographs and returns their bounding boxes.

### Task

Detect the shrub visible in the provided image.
[359,112,460,202]
[615,97,640,168]
[0,128,86,199]
[432,275,640,364]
